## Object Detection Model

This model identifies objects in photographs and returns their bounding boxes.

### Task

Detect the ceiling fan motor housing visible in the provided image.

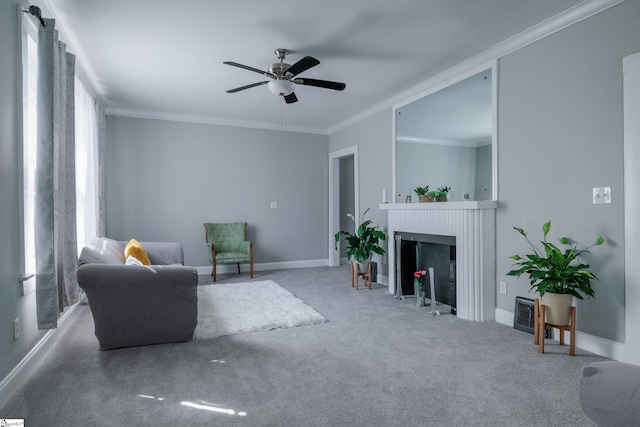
[269,62,292,77]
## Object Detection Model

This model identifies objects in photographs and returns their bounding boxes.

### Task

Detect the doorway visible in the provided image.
[328,146,359,266]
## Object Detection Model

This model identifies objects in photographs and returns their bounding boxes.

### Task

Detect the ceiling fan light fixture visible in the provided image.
[268,80,295,96]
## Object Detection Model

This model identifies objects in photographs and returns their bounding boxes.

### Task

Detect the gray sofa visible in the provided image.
[77,237,198,350]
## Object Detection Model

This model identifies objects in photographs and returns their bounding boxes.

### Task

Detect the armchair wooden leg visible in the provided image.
[237,263,241,274]
[213,259,217,283]
[250,260,254,278]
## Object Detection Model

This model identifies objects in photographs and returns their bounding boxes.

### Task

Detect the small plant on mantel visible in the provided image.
[414,185,429,196]
[435,186,452,202]
[415,185,434,202]
[334,208,386,272]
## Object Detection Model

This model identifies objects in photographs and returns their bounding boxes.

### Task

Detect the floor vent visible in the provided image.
[514,296,535,334]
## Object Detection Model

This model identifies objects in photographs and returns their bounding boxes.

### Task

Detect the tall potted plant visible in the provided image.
[334,208,386,272]
[506,221,604,325]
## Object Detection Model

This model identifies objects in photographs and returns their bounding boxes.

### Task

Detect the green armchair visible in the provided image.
[204,222,254,282]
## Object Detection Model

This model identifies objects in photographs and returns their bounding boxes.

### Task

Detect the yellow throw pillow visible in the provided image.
[124,239,151,265]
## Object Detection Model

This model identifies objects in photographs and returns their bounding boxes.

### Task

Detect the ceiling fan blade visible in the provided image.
[295,78,346,91]
[284,92,298,104]
[285,56,320,77]
[226,81,269,93]
[223,61,275,78]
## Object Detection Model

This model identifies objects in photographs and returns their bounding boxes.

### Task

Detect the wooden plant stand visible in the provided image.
[351,262,372,290]
[534,298,576,356]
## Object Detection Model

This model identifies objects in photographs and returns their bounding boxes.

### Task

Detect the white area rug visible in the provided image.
[194,280,327,340]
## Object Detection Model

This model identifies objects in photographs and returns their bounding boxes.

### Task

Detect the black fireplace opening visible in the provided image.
[396,232,457,315]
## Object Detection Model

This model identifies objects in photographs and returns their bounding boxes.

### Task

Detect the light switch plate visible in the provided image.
[270,202,278,209]
[593,187,611,204]
[499,282,507,295]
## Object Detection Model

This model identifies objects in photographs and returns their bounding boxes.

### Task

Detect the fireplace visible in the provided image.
[381,201,497,321]
[396,232,457,314]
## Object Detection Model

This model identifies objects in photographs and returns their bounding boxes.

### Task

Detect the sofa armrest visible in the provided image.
[77,264,198,350]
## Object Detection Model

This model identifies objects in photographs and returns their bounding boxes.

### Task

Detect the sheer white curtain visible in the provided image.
[35,17,81,329]
[75,75,99,252]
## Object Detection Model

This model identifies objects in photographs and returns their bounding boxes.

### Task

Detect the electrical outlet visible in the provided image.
[14,317,20,339]
[499,282,507,295]
[593,187,611,204]
[270,202,278,209]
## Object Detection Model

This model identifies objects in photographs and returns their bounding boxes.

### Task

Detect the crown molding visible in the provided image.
[106,108,329,135]
[328,0,626,136]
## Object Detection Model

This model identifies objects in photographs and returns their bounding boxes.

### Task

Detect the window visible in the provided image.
[20,16,38,292]
[75,76,99,252]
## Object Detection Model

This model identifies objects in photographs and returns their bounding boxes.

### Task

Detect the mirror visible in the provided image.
[395,68,494,202]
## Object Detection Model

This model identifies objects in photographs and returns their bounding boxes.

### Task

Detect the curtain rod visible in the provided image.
[24,5,47,27]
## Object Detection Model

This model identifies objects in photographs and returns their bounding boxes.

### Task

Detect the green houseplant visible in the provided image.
[414,185,433,202]
[435,186,452,202]
[334,208,386,272]
[506,220,604,324]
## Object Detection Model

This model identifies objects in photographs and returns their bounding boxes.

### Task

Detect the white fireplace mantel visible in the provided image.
[381,201,497,321]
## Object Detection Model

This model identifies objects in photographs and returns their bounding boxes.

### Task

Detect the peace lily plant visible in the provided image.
[334,208,386,271]
[506,221,604,324]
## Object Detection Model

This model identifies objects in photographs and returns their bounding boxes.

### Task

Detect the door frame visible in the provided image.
[624,51,640,364]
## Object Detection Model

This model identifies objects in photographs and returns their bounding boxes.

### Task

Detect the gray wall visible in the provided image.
[329,110,393,276]
[496,0,640,342]
[0,0,47,384]
[106,116,328,267]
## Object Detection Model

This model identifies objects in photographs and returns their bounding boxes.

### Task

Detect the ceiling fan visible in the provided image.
[223,49,346,104]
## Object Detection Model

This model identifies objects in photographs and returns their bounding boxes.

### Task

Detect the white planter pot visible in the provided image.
[540,292,573,325]
[351,256,371,273]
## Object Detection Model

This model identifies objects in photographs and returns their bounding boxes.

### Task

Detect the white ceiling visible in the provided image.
[42,0,591,134]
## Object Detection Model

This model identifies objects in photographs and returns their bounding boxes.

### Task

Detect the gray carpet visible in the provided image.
[0,266,606,426]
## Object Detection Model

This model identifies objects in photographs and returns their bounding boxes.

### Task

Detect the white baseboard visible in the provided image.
[195,258,329,276]
[495,308,514,326]
[0,299,84,409]
[494,307,626,361]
